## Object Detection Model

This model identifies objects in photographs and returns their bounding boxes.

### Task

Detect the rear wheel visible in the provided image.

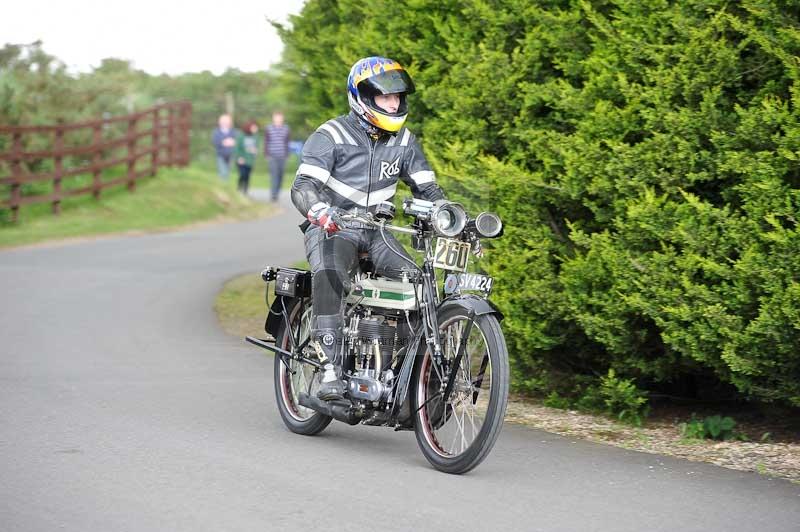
[273,298,332,435]
[412,305,509,474]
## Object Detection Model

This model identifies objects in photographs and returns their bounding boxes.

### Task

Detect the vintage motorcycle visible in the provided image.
[246,198,508,474]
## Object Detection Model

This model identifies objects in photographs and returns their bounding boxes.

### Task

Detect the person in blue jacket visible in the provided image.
[212,114,237,179]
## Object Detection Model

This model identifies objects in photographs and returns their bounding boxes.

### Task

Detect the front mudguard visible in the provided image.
[436,294,504,322]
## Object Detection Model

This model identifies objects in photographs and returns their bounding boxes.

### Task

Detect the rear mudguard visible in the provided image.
[265,295,301,338]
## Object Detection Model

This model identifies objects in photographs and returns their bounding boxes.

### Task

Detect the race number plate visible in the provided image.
[433,238,471,272]
[444,273,494,294]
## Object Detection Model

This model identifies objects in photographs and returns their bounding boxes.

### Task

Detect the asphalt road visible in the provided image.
[1,196,798,532]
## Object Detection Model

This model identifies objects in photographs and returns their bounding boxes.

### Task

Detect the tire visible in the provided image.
[412,305,509,474]
[273,298,332,435]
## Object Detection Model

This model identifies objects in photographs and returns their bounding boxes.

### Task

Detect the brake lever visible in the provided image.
[468,232,484,257]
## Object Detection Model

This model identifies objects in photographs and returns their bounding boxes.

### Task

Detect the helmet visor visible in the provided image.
[360,69,415,95]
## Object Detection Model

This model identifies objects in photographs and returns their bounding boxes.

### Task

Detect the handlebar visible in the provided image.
[339,213,418,235]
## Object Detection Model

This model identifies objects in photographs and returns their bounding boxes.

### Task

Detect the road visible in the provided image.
[1,196,798,532]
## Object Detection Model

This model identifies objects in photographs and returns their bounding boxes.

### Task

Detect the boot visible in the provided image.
[313,315,345,401]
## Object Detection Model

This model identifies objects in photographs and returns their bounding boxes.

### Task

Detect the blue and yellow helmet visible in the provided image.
[347,56,415,134]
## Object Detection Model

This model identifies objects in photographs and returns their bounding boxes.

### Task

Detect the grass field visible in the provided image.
[0,161,276,249]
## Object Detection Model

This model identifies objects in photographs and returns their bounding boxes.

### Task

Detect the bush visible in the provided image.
[599,370,650,426]
[681,415,740,441]
[276,0,800,407]
[574,370,650,426]
[543,391,572,410]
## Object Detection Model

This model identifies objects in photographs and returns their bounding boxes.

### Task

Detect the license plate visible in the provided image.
[444,273,494,294]
[433,238,471,272]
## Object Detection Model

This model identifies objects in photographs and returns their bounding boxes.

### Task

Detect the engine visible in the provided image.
[345,315,397,403]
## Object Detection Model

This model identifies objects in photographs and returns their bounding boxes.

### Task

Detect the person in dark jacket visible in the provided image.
[211,114,236,179]
[263,111,291,202]
[235,120,259,194]
[291,56,446,401]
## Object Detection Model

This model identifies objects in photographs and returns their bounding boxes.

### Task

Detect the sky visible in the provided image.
[1,0,308,75]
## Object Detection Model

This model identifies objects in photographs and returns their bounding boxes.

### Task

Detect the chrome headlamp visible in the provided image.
[401,198,469,237]
[473,212,503,238]
[430,201,467,237]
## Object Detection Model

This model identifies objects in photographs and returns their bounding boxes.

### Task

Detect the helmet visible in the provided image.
[347,56,415,134]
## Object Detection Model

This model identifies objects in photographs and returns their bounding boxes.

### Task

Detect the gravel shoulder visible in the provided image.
[505,396,800,483]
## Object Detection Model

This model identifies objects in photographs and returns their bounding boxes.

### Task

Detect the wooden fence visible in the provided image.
[0,101,192,222]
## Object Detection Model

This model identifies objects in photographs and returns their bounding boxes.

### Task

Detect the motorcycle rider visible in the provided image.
[291,56,446,401]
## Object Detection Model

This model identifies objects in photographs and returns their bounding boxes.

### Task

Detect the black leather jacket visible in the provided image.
[291,112,445,217]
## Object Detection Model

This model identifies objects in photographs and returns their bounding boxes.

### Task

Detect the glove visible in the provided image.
[307,202,343,235]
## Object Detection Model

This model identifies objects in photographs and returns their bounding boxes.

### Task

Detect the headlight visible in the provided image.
[474,212,503,238]
[436,209,455,230]
[431,201,467,237]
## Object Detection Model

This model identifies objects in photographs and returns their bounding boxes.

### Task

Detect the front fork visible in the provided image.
[420,257,479,403]
[421,261,464,400]
[420,260,443,364]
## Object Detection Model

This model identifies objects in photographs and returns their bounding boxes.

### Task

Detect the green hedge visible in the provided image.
[276,0,800,407]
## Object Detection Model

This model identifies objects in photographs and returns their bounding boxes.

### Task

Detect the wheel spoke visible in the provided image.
[449,412,461,453]
[452,321,462,355]
[458,402,468,453]
[466,397,478,439]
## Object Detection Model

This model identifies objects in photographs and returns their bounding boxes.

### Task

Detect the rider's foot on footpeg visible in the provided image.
[317,379,345,401]
[317,365,345,401]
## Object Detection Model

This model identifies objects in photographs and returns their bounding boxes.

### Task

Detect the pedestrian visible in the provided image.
[212,114,237,180]
[263,111,291,202]
[235,120,259,195]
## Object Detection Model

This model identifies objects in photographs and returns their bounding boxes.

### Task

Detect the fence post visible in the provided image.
[92,124,102,199]
[53,128,64,215]
[164,104,175,166]
[175,104,182,165]
[9,132,23,223]
[127,116,138,192]
[150,108,160,176]
[166,105,176,166]
[181,103,191,166]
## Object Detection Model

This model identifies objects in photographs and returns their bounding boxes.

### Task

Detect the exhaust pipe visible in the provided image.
[298,393,361,425]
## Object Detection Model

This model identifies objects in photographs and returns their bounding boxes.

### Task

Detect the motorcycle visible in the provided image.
[246,198,508,474]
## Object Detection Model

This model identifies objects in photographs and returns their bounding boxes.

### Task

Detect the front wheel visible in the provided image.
[412,305,509,474]
[273,298,332,435]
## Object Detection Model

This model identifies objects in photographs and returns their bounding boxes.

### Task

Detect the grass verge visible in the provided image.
[214,261,309,340]
[214,272,272,341]
[0,163,274,249]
